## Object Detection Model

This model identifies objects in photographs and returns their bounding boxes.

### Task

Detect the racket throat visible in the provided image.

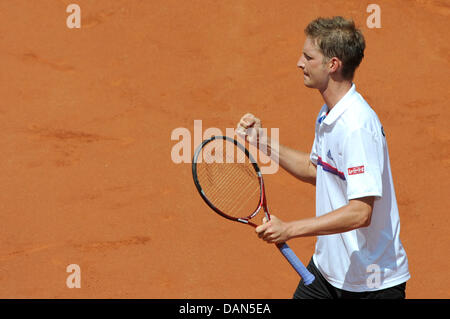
[237,218,257,228]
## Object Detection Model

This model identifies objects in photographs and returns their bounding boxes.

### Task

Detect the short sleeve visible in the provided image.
[342,127,384,200]
[310,132,319,165]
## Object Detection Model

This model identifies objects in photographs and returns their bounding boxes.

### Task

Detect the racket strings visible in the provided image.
[202,161,254,202]
[196,140,261,218]
[198,162,259,216]
[201,163,259,216]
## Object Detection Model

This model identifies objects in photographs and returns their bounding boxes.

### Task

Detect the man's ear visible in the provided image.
[328,57,342,74]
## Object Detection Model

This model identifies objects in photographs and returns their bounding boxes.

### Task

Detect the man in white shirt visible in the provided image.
[237,16,410,299]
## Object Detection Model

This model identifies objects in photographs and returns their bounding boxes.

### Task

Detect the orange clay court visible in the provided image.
[0,0,448,298]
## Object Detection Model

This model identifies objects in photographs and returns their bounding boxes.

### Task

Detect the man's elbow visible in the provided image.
[360,210,372,228]
[350,196,375,228]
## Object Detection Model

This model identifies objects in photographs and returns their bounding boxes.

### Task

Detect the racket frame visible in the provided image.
[192,135,315,285]
[192,135,264,226]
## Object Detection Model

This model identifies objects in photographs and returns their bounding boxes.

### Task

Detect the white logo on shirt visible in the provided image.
[348,165,365,175]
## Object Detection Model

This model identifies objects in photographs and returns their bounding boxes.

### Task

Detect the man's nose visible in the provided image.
[297,56,305,69]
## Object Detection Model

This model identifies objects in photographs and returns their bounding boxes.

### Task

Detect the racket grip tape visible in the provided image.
[276,243,315,285]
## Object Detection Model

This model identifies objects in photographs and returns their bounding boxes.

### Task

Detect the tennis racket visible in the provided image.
[192,135,315,285]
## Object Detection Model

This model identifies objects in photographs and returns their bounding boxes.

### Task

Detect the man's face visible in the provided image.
[297,37,330,91]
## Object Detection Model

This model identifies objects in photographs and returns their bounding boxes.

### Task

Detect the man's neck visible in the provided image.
[320,80,352,110]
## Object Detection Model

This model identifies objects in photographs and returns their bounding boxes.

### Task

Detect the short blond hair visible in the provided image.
[305,16,365,80]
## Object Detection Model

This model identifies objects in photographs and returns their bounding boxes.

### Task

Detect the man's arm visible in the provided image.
[268,141,317,185]
[256,196,375,243]
[237,113,316,185]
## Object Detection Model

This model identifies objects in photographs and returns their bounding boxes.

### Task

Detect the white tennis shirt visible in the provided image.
[310,83,410,292]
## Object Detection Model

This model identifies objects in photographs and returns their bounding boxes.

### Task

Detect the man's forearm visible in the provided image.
[285,197,374,238]
[266,137,316,185]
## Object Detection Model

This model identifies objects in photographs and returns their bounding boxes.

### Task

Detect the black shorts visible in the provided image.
[293,257,406,299]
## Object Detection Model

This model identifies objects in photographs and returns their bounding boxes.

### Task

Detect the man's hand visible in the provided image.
[236,113,267,147]
[255,215,290,244]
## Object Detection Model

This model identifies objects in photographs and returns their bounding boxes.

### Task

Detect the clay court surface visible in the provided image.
[0,0,448,298]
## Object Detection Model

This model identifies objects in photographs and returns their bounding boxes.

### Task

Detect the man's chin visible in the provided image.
[303,80,315,88]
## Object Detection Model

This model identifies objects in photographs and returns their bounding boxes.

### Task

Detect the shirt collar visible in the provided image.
[323,83,356,125]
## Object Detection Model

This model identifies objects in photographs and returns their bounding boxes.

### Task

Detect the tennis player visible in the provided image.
[237,16,410,299]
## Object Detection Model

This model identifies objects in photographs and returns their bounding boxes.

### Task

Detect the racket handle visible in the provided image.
[276,243,315,285]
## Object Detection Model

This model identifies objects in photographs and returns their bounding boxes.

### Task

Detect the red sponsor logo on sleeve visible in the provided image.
[348,165,365,175]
